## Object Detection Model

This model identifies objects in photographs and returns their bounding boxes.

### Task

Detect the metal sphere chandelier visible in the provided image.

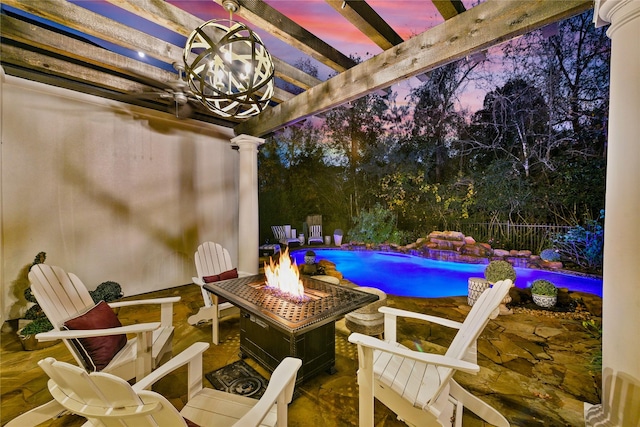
[183,0,275,119]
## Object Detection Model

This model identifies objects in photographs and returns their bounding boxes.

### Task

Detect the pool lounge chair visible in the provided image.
[271,225,301,247]
[308,224,324,245]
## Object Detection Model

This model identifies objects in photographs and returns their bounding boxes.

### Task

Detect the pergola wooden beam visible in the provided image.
[105,0,321,92]
[2,0,181,65]
[325,0,404,50]
[326,0,429,82]
[0,14,175,90]
[213,0,357,73]
[235,0,593,137]
[0,13,293,106]
[433,0,467,20]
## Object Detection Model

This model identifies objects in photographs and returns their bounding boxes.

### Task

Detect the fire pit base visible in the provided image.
[204,274,378,384]
[239,310,336,383]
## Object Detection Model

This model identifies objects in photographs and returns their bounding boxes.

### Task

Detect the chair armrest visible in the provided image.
[379,306,463,330]
[36,322,161,341]
[234,357,302,427]
[133,342,210,396]
[109,297,179,328]
[108,296,181,308]
[348,333,479,374]
[192,277,205,286]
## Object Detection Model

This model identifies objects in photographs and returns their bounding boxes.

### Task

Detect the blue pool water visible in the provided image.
[291,249,603,298]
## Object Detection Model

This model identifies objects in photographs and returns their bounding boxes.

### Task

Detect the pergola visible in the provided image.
[1,0,639,420]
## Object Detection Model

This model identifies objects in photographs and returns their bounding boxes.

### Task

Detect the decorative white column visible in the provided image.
[231,134,264,275]
[593,0,640,409]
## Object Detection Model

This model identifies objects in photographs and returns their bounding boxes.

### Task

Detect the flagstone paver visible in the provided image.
[2,285,602,426]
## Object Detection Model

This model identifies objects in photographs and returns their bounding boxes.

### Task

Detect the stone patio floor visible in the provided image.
[1,283,602,426]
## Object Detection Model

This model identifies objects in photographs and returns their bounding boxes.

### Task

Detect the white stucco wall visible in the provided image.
[0,75,238,322]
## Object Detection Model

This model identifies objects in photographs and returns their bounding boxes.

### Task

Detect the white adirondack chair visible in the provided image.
[189,241,250,344]
[34,342,302,427]
[349,279,512,427]
[29,264,179,379]
[7,264,180,427]
[308,224,324,245]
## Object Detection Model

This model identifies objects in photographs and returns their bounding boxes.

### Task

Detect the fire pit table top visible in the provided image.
[204,274,379,334]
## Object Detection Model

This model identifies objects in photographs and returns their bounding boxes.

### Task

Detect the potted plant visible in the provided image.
[484,260,517,284]
[483,260,517,314]
[304,250,316,265]
[530,279,558,308]
[17,317,57,351]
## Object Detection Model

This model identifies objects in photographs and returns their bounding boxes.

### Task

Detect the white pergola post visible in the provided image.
[231,134,264,275]
[593,0,640,410]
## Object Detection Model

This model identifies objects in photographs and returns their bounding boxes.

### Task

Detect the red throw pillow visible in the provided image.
[63,300,127,372]
[201,269,237,304]
[218,268,238,281]
[202,274,220,283]
[202,268,238,283]
[184,417,201,427]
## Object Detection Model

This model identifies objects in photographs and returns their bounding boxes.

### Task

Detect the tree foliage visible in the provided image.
[258,10,608,256]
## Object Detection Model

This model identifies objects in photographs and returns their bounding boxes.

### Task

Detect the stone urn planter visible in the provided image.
[304,250,316,265]
[532,294,557,308]
[531,279,557,308]
[467,277,491,306]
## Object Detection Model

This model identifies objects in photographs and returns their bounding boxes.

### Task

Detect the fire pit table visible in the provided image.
[204,274,378,384]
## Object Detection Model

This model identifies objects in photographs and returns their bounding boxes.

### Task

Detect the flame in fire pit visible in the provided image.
[264,247,308,302]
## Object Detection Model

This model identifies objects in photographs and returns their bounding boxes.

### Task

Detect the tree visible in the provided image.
[405,61,478,182]
[322,60,392,219]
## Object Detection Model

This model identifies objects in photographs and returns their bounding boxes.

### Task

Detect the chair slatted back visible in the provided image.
[271,225,285,240]
[28,264,95,330]
[426,279,511,408]
[38,357,185,427]
[194,242,234,278]
[194,242,234,307]
[309,225,322,238]
[445,279,511,360]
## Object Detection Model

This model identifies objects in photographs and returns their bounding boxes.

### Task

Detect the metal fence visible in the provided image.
[456,222,572,253]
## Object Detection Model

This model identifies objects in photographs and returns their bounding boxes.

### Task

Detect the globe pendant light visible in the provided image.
[183,0,275,119]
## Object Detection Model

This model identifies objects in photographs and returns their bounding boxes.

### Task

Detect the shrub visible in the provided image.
[553,210,604,272]
[19,317,53,336]
[348,204,403,245]
[90,281,123,303]
[540,248,561,262]
[531,279,557,296]
[484,260,516,283]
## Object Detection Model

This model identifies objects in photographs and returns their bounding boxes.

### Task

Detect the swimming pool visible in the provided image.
[290,249,603,298]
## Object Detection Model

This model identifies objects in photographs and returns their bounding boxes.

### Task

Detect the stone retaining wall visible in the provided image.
[341,230,566,272]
